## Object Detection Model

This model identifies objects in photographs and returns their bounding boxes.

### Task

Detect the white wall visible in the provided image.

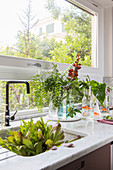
[103,7,113,85]
[104,7,113,78]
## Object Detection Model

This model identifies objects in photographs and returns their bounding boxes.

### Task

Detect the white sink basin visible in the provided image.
[63,128,87,142]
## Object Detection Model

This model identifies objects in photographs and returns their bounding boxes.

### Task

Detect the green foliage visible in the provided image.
[67,106,81,118]
[32,64,68,110]
[15,31,41,58]
[0,117,65,156]
[0,81,36,112]
[79,78,106,105]
[46,0,92,66]
[45,0,61,19]
[89,80,106,105]
[32,64,106,118]
[32,64,84,114]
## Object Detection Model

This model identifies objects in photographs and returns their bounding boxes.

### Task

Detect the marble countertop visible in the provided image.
[0,115,113,170]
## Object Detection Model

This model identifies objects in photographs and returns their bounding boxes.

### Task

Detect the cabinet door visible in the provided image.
[58,143,110,170]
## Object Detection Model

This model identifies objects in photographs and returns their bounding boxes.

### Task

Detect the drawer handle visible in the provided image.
[76,160,85,170]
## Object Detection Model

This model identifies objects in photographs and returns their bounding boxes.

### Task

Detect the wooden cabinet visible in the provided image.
[58,143,110,170]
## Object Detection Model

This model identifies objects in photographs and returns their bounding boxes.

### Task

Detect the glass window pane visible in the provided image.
[0,80,82,113]
[0,81,36,112]
[46,23,54,33]
[39,27,43,35]
[62,23,65,32]
[0,0,97,67]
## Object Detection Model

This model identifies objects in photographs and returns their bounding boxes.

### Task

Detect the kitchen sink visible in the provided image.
[0,126,20,139]
[63,128,87,142]
[0,126,87,142]
[0,125,88,159]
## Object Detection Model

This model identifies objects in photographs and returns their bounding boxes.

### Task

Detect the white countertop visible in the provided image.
[0,115,113,170]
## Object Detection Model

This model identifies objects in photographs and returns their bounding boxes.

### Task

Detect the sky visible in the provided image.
[0,0,72,47]
[0,0,49,46]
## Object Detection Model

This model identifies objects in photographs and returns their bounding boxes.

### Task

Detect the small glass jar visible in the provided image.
[89,86,95,118]
[93,99,101,119]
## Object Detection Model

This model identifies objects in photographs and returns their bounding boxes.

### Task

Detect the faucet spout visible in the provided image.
[5,81,30,126]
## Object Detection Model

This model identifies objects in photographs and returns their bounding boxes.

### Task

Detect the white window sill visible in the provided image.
[10,107,49,121]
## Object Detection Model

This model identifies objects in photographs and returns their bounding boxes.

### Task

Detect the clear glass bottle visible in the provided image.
[82,88,90,117]
[93,99,101,119]
[100,87,110,116]
[89,86,94,118]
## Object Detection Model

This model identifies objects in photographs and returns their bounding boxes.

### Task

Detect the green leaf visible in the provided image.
[7,136,14,143]
[35,142,43,154]
[90,80,106,104]
[45,139,53,148]
[37,129,43,139]
[23,139,34,150]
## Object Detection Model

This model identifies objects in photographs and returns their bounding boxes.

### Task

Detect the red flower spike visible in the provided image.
[69,69,73,72]
[77,66,81,69]
[77,58,80,62]
[68,72,72,76]
[71,74,74,78]
[68,55,81,80]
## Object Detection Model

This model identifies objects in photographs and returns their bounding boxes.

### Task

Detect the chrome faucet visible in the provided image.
[5,81,30,126]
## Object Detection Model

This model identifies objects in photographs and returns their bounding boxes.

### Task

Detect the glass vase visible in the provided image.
[49,100,58,118]
[49,91,64,119]
[100,89,110,117]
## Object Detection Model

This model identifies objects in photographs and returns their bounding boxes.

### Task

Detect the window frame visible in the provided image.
[0,0,104,83]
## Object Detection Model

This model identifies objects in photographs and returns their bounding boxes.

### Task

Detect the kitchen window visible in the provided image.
[0,0,104,116]
[0,0,99,68]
